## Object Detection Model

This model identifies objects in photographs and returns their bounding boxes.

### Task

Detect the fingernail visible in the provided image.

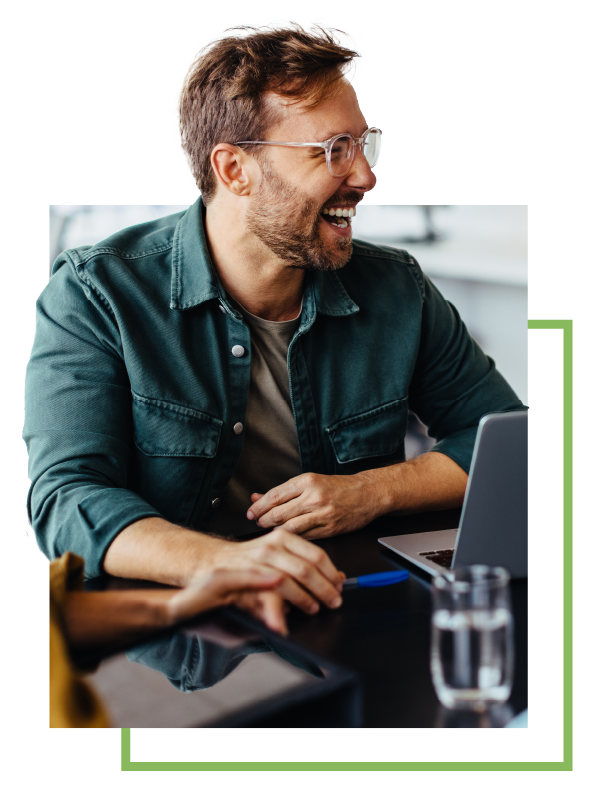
[247,511,255,520]
[309,602,319,614]
[330,595,342,609]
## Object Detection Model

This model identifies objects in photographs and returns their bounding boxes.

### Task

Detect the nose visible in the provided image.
[344,146,377,193]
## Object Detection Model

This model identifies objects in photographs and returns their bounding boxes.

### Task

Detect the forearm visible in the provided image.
[102,517,233,587]
[361,451,468,517]
[63,589,178,648]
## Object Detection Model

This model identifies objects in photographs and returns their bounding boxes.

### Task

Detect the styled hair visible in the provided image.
[179,24,359,204]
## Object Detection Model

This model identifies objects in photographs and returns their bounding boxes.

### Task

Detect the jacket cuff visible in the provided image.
[48,489,164,579]
[430,426,478,475]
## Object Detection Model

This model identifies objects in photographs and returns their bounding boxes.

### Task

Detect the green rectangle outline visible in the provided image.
[121,320,572,772]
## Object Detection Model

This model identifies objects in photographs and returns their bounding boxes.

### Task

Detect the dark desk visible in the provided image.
[284,509,527,727]
[85,509,527,728]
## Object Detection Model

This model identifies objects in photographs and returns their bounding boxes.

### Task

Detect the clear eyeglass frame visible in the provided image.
[234,126,382,178]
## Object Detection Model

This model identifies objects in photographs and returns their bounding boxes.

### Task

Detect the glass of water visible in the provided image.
[431,565,514,712]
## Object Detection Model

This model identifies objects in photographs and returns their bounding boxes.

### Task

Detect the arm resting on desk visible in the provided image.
[246,451,467,539]
[62,568,286,648]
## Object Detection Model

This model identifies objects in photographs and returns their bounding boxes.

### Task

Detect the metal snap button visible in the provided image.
[233,422,244,434]
[211,497,220,508]
[218,304,227,314]
[231,345,245,357]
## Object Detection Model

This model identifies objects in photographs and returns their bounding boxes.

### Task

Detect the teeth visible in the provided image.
[323,207,355,218]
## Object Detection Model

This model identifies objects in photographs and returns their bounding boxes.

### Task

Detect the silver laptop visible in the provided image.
[379,409,528,579]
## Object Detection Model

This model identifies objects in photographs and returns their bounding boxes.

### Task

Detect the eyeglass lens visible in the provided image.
[328,130,381,176]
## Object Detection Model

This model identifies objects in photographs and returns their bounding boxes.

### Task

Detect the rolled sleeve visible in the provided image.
[24,255,162,577]
[409,273,524,473]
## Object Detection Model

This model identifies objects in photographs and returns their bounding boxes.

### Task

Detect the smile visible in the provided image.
[320,206,356,229]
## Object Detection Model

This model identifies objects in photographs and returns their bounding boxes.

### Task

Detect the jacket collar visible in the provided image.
[170,197,359,318]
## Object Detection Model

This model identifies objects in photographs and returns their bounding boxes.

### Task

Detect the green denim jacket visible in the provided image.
[24,198,523,577]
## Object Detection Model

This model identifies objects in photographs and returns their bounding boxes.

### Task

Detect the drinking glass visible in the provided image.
[431,565,514,712]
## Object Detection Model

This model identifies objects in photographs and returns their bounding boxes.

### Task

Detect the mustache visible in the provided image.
[322,191,365,209]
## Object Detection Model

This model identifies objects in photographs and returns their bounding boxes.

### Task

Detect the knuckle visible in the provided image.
[270,508,284,526]
[271,528,286,544]
[256,542,273,560]
[268,488,281,505]
[295,562,311,581]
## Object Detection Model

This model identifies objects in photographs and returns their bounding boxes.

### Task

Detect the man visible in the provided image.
[24,26,523,618]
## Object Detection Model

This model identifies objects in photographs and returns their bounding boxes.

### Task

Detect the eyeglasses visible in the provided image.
[234,127,382,178]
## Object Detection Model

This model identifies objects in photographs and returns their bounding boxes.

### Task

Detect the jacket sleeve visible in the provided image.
[23,253,163,577]
[408,270,525,473]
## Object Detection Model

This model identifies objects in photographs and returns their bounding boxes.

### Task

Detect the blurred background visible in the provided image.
[49,204,527,456]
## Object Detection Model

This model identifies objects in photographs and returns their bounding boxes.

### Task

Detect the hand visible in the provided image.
[167,568,288,635]
[204,529,346,616]
[246,472,381,539]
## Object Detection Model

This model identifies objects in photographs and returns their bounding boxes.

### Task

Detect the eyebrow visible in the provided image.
[317,127,368,142]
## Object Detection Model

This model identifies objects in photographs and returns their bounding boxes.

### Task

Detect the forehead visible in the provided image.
[263,80,367,141]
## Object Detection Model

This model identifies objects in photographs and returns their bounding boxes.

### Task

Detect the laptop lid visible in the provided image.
[452,409,528,578]
[378,409,528,578]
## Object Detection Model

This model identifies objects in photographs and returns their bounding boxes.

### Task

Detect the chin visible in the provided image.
[301,240,353,272]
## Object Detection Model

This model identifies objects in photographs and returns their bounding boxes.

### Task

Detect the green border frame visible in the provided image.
[121,320,573,772]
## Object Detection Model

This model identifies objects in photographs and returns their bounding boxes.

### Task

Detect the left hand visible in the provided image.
[246,472,382,540]
[167,568,287,634]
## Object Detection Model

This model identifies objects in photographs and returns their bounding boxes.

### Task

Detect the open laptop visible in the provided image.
[378,409,528,579]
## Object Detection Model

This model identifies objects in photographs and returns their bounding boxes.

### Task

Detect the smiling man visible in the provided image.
[24,26,523,617]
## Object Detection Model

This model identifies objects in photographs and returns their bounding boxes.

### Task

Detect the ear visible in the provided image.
[210,144,257,196]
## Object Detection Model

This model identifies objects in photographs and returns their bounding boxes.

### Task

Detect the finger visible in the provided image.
[255,591,288,636]
[172,569,282,620]
[236,590,288,635]
[300,527,336,541]
[256,496,309,530]
[278,530,344,591]
[276,574,322,614]
[271,512,324,536]
[247,478,304,520]
[191,567,281,592]
[262,546,342,610]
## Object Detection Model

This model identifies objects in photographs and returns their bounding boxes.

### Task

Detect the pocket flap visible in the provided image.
[132,393,222,457]
[325,397,408,464]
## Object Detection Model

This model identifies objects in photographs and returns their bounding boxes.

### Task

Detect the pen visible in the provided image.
[343,569,409,589]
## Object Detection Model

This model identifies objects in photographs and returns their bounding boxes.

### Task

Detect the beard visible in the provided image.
[245,158,363,271]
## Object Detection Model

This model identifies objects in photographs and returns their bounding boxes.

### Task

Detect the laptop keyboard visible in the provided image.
[419,549,454,568]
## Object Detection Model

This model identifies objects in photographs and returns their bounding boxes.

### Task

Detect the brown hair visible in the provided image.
[179,24,359,204]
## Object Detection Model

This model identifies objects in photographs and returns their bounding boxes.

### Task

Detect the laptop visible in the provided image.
[378,409,528,579]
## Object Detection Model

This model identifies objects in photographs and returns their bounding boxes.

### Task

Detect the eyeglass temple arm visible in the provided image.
[234,141,327,148]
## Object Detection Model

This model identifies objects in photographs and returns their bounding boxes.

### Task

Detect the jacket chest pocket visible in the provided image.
[130,393,222,525]
[325,397,409,474]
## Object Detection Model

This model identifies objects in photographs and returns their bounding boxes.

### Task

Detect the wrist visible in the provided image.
[357,466,399,518]
[183,534,235,583]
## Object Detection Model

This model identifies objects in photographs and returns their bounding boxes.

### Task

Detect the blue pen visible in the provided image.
[343,569,409,589]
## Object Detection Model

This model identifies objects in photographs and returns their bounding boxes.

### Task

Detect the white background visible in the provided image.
[3,0,593,795]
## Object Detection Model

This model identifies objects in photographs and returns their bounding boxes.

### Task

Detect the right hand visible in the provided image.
[203,529,345,616]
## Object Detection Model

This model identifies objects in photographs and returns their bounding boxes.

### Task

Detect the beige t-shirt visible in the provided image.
[207,299,302,537]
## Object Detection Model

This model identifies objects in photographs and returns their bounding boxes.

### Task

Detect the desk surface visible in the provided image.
[85,509,527,728]
[283,510,527,727]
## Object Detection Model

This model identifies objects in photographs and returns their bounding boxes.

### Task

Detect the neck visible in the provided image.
[204,200,305,322]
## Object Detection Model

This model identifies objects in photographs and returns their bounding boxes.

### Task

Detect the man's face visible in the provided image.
[245,80,377,271]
